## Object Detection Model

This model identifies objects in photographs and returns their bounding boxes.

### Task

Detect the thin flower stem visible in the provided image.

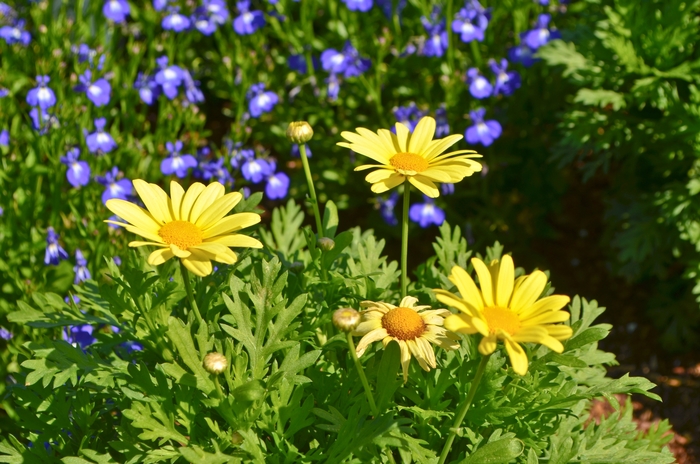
[400,184,411,298]
[346,332,379,417]
[446,0,455,74]
[437,354,491,464]
[180,262,204,327]
[470,40,483,68]
[299,144,324,238]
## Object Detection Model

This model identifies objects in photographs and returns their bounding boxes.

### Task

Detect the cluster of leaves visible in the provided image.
[0,202,675,462]
[538,0,700,349]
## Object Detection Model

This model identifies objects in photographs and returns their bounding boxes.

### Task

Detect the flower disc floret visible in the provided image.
[390,153,429,174]
[382,307,426,340]
[158,220,203,250]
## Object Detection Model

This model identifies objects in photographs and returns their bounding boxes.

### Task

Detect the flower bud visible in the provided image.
[203,352,228,375]
[286,121,314,144]
[231,431,244,445]
[289,261,305,273]
[317,237,335,251]
[333,308,361,332]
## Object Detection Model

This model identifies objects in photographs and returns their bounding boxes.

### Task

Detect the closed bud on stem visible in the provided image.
[231,432,244,445]
[289,261,305,273]
[286,121,314,144]
[203,352,228,375]
[333,308,361,332]
[317,237,335,251]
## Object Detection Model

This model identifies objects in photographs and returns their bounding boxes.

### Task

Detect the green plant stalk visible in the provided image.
[470,40,483,68]
[299,143,324,237]
[180,262,204,327]
[437,353,491,464]
[446,0,455,74]
[401,184,410,298]
[346,332,379,417]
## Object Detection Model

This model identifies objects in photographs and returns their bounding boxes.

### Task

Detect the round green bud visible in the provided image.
[203,352,228,375]
[317,237,335,251]
[332,308,361,332]
[286,121,314,144]
[289,261,305,273]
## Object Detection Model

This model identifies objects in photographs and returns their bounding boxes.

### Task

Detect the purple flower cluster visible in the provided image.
[0,16,30,46]
[230,147,290,200]
[60,148,91,187]
[45,227,69,265]
[233,1,265,35]
[509,14,560,67]
[321,42,371,99]
[452,0,490,43]
[161,141,197,178]
[134,56,204,105]
[96,166,133,204]
[466,60,520,100]
[247,83,279,118]
[343,0,373,12]
[421,8,448,57]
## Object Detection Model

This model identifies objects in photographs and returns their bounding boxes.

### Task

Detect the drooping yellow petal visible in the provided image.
[189,242,238,264]
[478,334,498,355]
[504,336,529,375]
[408,175,439,198]
[397,340,411,383]
[148,248,175,266]
[370,174,405,193]
[355,328,389,357]
[365,169,397,183]
[471,258,495,307]
[546,324,574,341]
[538,336,565,353]
[105,199,162,232]
[354,164,388,171]
[495,255,515,307]
[181,256,213,277]
[170,244,192,258]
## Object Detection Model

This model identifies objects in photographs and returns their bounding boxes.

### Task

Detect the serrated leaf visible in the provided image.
[460,437,524,464]
[574,88,626,111]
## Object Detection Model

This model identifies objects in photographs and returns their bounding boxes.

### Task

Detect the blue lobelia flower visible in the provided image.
[26,75,56,110]
[155,56,184,100]
[291,143,312,158]
[162,7,191,31]
[233,1,265,35]
[76,69,111,107]
[200,157,234,185]
[229,144,255,169]
[466,68,492,99]
[73,249,91,284]
[45,227,69,265]
[440,183,455,195]
[421,10,448,57]
[96,167,133,204]
[409,196,445,228]
[265,161,290,200]
[86,118,117,154]
[103,0,130,23]
[288,54,308,74]
[63,324,96,349]
[393,103,426,132]
[508,42,539,67]
[452,5,489,43]
[192,7,217,35]
[321,42,370,78]
[326,73,340,101]
[60,148,91,188]
[0,88,8,98]
[134,72,160,105]
[435,105,450,137]
[73,43,97,63]
[0,18,31,45]
[205,0,230,24]
[343,0,373,12]
[182,70,204,103]
[161,141,197,178]
[377,192,399,226]
[465,108,502,147]
[247,83,278,118]
[376,0,406,19]
[0,129,8,147]
[489,58,521,96]
[30,108,59,134]
[524,14,560,50]
[153,0,169,11]
[242,157,272,184]
[0,327,12,341]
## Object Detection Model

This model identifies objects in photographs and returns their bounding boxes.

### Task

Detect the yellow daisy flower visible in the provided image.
[105,179,263,277]
[337,116,482,198]
[434,255,573,375]
[354,296,460,383]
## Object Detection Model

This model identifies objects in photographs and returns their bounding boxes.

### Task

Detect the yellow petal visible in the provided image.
[538,336,564,353]
[133,180,172,224]
[511,326,548,343]
[521,310,571,327]
[180,182,206,222]
[355,328,388,357]
[378,128,401,153]
[478,334,498,355]
[354,164,387,171]
[408,116,436,155]
[495,255,515,307]
[471,258,494,307]
[190,182,225,224]
[128,241,163,248]
[169,181,185,221]
[356,127,395,156]
[369,174,405,193]
[202,212,261,238]
[417,337,437,369]
[448,266,484,312]
[195,192,243,229]
[147,248,174,266]
[408,175,439,198]
[434,290,477,317]
[181,256,213,277]
[510,271,548,314]
[519,295,570,320]
[397,340,411,383]
[105,199,162,232]
[189,242,238,264]
[416,168,454,183]
[170,244,191,258]
[394,122,410,152]
[365,169,397,183]
[503,336,529,375]
[207,234,263,248]
[123,224,164,243]
[422,134,464,161]
[444,314,479,334]
[546,324,574,341]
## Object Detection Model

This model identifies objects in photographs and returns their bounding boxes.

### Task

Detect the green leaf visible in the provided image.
[460,437,524,464]
[574,89,626,111]
[166,317,215,395]
[122,401,189,446]
[322,230,353,269]
[323,200,339,239]
[375,341,402,412]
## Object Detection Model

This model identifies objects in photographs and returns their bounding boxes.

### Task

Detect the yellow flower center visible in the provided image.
[390,152,429,173]
[158,220,203,250]
[482,306,520,335]
[382,307,426,340]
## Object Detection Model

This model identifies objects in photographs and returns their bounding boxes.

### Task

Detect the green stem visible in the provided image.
[299,143,324,237]
[180,262,204,326]
[346,332,379,417]
[400,184,410,298]
[437,354,491,464]
[446,0,455,74]
[469,40,483,68]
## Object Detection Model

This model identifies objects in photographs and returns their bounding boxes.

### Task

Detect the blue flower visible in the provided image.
[508,42,538,67]
[161,141,197,178]
[440,183,455,195]
[452,5,489,43]
[0,129,8,147]
[183,70,204,103]
[465,108,502,147]
[60,148,91,187]
[73,43,97,63]
[489,58,521,96]
[26,75,56,110]
[321,42,371,78]
[409,196,445,228]
[153,0,169,11]
[466,68,492,99]
[326,73,340,101]
[0,327,12,341]
[0,18,31,45]
[241,158,272,184]
[76,70,111,107]
[113,256,122,266]
[524,14,560,50]
[155,56,184,100]
[63,324,96,349]
[233,1,265,35]
[0,88,8,98]
[247,83,278,118]
[435,106,450,137]
[162,7,191,32]
[29,108,59,134]
[86,118,117,154]
[288,54,310,74]
[421,11,448,57]
[291,143,312,158]
[103,0,130,23]
[205,0,229,24]
[73,249,91,284]
[376,0,406,19]
[45,227,69,265]
[393,103,426,132]
[377,192,399,226]
[134,73,160,105]
[265,161,290,200]
[343,0,373,12]
[229,145,255,169]
[96,167,133,204]
[192,7,217,35]
[200,158,233,185]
